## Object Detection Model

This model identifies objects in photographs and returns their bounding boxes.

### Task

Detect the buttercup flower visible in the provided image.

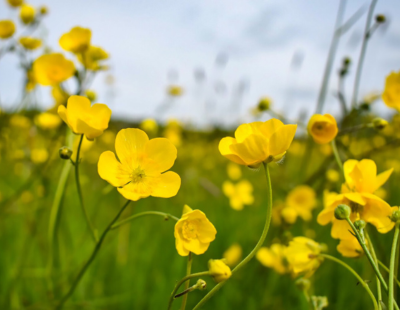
[337,238,364,258]
[78,45,109,70]
[7,0,23,7]
[226,162,242,180]
[382,71,400,111]
[219,119,297,167]
[33,53,75,86]
[208,259,232,283]
[257,244,289,274]
[307,114,338,144]
[0,20,16,39]
[19,37,41,50]
[35,112,61,130]
[98,128,181,201]
[222,180,254,210]
[140,118,158,135]
[285,237,325,278]
[285,185,317,221]
[223,243,242,267]
[20,4,35,24]
[59,26,91,53]
[58,95,111,139]
[174,205,216,256]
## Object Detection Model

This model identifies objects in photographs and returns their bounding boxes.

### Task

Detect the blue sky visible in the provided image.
[0,0,399,127]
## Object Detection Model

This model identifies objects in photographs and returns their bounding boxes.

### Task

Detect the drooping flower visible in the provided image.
[208,259,232,282]
[174,205,216,256]
[19,37,41,50]
[285,185,317,222]
[284,237,325,278]
[20,4,35,24]
[307,114,338,144]
[219,119,297,167]
[223,243,242,267]
[222,180,254,210]
[58,95,111,139]
[98,128,181,201]
[0,20,16,39]
[382,71,400,111]
[33,53,75,86]
[77,45,109,70]
[59,26,91,53]
[257,243,289,274]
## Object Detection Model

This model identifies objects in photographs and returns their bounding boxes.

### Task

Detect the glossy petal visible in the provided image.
[230,134,268,165]
[98,151,130,187]
[142,138,177,174]
[150,171,181,198]
[115,128,149,169]
[219,137,246,165]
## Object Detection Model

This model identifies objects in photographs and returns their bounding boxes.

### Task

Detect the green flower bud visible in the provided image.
[295,278,310,291]
[194,279,207,291]
[372,118,388,131]
[390,210,400,223]
[59,146,73,160]
[257,97,271,111]
[354,220,366,230]
[334,204,351,220]
[376,14,386,23]
[343,57,351,66]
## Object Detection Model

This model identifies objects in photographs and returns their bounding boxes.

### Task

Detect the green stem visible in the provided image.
[192,162,273,310]
[320,254,378,310]
[167,272,210,310]
[180,252,193,310]
[55,200,131,310]
[75,134,98,243]
[389,224,400,310]
[111,211,179,230]
[331,139,343,177]
[366,233,383,310]
[378,261,400,288]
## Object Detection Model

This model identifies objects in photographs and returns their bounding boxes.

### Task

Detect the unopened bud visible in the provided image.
[372,118,388,130]
[354,220,366,230]
[59,146,73,160]
[390,210,400,223]
[257,97,271,111]
[334,204,351,220]
[375,14,386,23]
[194,279,207,291]
[343,57,351,66]
[296,278,311,291]
[39,6,48,15]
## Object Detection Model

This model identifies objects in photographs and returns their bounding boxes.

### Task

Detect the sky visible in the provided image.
[0,0,399,128]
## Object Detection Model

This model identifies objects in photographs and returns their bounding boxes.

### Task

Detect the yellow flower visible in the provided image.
[281,206,298,224]
[31,148,48,164]
[59,26,91,53]
[7,0,23,7]
[257,244,289,274]
[226,162,241,180]
[98,128,181,201]
[34,112,61,130]
[223,243,242,267]
[19,37,41,50]
[50,85,69,110]
[326,169,340,183]
[222,180,254,211]
[208,259,232,283]
[257,97,272,111]
[0,20,16,39]
[337,238,364,258]
[20,4,35,24]
[167,85,183,97]
[219,119,297,167]
[174,205,216,256]
[140,118,158,135]
[284,237,325,278]
[382,71,400,111]
[58,95,111,140]
[307,114,338,144]
[285,185,317,221]
[33,53,75,86]
[10,114,31,128]
[78,45,109,70]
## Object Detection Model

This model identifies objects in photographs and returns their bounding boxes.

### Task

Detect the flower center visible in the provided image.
[182,221,198,240]
[130,167,146,183]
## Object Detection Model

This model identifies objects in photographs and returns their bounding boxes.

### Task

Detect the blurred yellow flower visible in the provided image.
[19,37,41,50]
[257,244,289,274]
[33,53,75,86]
[20,4,35,24]
[39,5,47,15]
[307,114,338,144]
[10,114,31,128]
[208,259,232,283]
[35,112,61,130]
[167,85,183,97]
[98,128,181,201]
[226,162,241,180]
[58,95,111,140]
[140,118,158,135]
[326,169,340,183]
[223,243,242,267]
[174,205,216,256]
[50,85,69,109]
[285,185,317,221]
[0,20,16,39]
[219,119,297,167]
[382,71,400,111]
[337,238,364,258]
[31,148,49,164]
[281,206,298,224]
[222,180,254,210]
[7,0,23,7]
[257,97,272,111]
[85,89,97,102]
[59,26,91,53]
[285,237,325,278]
[78,45,109,70]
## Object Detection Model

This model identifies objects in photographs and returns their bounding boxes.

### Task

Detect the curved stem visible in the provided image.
[192,162,273,310]
[366,232,383,310]
[167,272,210,310]
[55,200,131,310]
[320,254,378,310]
[389,224,400,310]
[75,134,98,243]
[111,211,179,230]
[378,261,400,288]
[180,252,193,310]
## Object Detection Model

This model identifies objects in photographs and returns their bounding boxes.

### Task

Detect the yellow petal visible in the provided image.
[362,193,395,233]
[343,159,358,186]
[182,205,192,215]
[76,118,103,139]
[269,124,297,157]
[222,181,235,197]
[373,168,393,193]
[115,128,149,169]
[57,105,68,125]
[219,137,246,165]
[117,184,146,201]
[142,138,177,174]
[337,238,363,258]
[259,118,284,139]
[98,151,130,187]
[234,122,264,142]
[151,171,181,198]
[230,134,268,166]
[88,103,112,130]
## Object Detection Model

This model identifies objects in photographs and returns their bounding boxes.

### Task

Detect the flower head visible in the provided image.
[98,128,181,201]
[20,4,35,24]
[7,0,23,7]
[33,53,75,86]
[174,205,216,256]
[208,259,232,283]
[222,180,254,210]
[307,114,338,144]
[219,119,297,167]
[285,185,317,221]
[140,118,158,135]
[382,71,400,111]
[58,95,111,139]
[19,37,41,50]
[78,45,109,70]
[0,20,16,39]
[257,244,289,274]
[223,243,242,267]
[59,26,91,53]
[337,238,364,258]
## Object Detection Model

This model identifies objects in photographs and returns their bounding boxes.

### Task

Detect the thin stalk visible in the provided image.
[192,162,273,310]
[389,224,400,310]
[366,232,383,310]
[111,211,179,230]
[75,134,98,243]
[331,139,343,176]
[320,254,378,310]
[55,200,131,310]
[167,272,210,310]
[378,261,400,288]
[180,252,193,310]
[351,0,378,108]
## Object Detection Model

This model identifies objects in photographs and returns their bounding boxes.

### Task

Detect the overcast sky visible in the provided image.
[0,0,399,127]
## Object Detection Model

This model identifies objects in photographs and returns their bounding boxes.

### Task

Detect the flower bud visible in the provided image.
[257,97,271,111]
[354,220,366,230]
[295,278,310,291]
[375,14,386,23]
[194,279,207,291]
[334,204,351,220]
[390,210,400,223]
[208,259,232,283]
[372,118,388,131]
[59,146,73,160]
[343,57,351,66]
[39,6,48,15]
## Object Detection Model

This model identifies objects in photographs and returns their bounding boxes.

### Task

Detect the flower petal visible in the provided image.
[115,128,149,169]
[151,171,181,198]
[259,118,284,139]
[269,124,297,156]
[219,137,246,165]
[142,138,177,174]
[229,134,268,166]
[98,151,131,187]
